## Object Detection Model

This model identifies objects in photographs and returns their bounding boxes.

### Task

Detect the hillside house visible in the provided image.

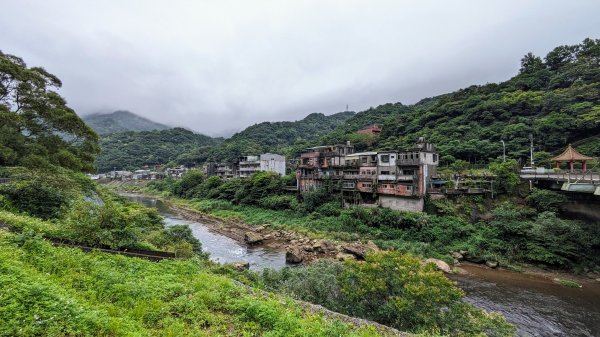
[205,153,286,179]
[297,142,355,191]
[239,155,260,178]
[298,138,439,212]
[356,124,382,135]
[259,153,286,176]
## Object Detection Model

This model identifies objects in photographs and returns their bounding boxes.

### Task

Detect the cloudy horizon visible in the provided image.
[1,1,599,136]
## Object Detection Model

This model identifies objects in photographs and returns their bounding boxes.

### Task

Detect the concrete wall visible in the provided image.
[379,195,424,212]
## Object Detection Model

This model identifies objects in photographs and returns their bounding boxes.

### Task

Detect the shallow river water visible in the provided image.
[124,193,600,336]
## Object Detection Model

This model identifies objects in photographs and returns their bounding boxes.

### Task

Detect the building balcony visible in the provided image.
[377,174,396,181]
[397,159,421,166]
[344,174,376,180]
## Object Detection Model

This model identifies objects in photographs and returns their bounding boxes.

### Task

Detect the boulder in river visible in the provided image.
[464,253,485,264]
[485,261,498,269]
[229,262,250,271]
[244,232,264,245]
[425,258,453,274]
[286,247,304,264]
[451,252,464,261]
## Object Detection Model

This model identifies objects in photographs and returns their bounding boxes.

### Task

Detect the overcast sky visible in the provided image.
[1,1,599,136]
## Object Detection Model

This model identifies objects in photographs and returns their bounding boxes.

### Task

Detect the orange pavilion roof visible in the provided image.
[551,144,593,162]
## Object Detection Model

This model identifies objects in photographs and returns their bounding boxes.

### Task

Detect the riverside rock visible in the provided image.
[425,258,453,274]
[336,252,356,261]
[486,261,499,268]
[342,242,378,259]
[451,252,464,261]
[229,262,250,271]
[285,247,304,264]
[244,232,263,245]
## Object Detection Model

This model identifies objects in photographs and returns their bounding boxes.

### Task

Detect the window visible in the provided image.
[380,154,389,163]
[433,153,438,162]
[361,157,367,164]
[407,186,413,192]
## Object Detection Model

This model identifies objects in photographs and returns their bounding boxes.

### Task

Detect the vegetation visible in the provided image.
[0,231,381,336]
[147,171,600,272]
[207,111,355,162]
[83,110,170,135]
[321,39,600,166]
[554,278,582,288]
[0,51,99,172]
[96,127,221,172]
[258,254,514,336]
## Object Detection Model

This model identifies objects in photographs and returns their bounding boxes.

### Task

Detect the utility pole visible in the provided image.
[529,134,535,167]
[345,104,349,112]
[500,140,506,162]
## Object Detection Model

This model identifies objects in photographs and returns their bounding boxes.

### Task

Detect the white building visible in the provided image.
[260,153,286,176]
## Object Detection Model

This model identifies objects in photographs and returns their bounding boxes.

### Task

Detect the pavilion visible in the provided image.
[551,144,593,172]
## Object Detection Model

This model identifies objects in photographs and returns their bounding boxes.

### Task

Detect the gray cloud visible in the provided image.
[1,1,599,136]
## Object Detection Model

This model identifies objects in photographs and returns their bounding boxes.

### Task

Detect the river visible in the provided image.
[123,193,287,270]
[125,193,600,336]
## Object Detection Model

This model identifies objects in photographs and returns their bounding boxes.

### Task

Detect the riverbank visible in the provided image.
[118,189,600,283]
[123,191,600,336]
[121,191,380,265]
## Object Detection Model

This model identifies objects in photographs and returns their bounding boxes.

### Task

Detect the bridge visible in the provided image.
[520,169,600,195]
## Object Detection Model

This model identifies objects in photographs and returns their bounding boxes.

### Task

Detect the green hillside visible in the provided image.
[380,43,600,164]
[208,111,355,162]
[84,110,170,135]
[97,128,221,172]
[324,38,600,165]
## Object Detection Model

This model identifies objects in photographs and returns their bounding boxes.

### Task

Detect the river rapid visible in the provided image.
[124,193,600,336]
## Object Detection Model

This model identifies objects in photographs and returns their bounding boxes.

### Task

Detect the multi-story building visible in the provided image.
[239,155,260,178]
[299,138,439,212]
[215,163,237,179]
[205,153,286,179]
[259,153,286,176]
[297,142,355,191]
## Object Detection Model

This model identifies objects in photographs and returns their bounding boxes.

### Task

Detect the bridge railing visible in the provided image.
[0,178,11,184]
[520,170,600,182]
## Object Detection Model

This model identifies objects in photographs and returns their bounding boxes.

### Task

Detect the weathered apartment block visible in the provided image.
[297,142,355,191]
[296,139,439,212]
[204,153,286,179]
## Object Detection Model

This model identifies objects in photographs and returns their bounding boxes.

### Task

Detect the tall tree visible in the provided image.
[0,51,99,172]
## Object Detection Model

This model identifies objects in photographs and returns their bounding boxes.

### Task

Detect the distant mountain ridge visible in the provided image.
[208,111,356,162]
[83,110,170,135]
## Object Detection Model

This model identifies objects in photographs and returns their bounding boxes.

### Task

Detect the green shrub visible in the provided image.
[258,195,296,210]
[259,252,515,335]
[526,188,568,212]
[0,180,67,219]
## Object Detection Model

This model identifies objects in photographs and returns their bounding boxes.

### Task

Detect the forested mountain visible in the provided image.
[96,128,221,172]
[83,110,170,135]
[324,38,600,166]
[208,111,355,162]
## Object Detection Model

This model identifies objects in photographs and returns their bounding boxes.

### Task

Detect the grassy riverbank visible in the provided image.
[0,229,386,337]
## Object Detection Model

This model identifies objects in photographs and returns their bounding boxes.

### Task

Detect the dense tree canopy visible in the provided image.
[0,51,99,172]
[96,128,220,172]
[317,39,600,165]
[208,111,355,162]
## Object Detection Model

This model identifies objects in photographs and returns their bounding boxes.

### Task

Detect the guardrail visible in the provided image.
[520,171,600,183]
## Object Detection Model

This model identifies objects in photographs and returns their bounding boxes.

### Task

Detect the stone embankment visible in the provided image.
[174,206,381,263]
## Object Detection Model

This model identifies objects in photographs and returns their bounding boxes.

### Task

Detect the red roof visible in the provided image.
[551,144,593,162]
